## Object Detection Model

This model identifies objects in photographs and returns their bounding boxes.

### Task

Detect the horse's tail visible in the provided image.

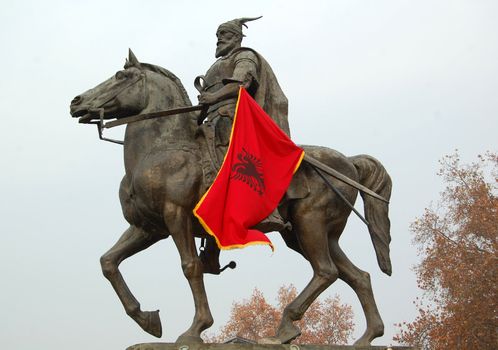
[350,154,393,276]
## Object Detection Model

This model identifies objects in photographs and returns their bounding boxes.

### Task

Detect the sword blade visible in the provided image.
[303,154,389,203]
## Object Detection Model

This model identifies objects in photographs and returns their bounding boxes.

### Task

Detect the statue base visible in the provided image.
[127,343,418,350]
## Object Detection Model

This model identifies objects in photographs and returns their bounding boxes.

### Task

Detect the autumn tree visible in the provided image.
[204,284,354,344]
[395,152,498,349]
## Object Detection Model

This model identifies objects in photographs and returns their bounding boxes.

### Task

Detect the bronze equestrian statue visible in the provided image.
[69,18,392,346]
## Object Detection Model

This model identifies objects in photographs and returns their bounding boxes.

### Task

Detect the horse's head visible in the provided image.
[70,49,149,123]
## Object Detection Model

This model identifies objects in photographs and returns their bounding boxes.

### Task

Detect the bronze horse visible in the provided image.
[70,50,392,346]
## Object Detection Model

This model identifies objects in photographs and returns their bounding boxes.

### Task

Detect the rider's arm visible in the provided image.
[231,51,259,88]
[198,83,239,105]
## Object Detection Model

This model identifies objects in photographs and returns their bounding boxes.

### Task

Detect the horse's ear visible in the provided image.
[124,48,142,69]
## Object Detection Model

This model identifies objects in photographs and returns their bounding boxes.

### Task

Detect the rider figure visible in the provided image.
[196,17,291,274]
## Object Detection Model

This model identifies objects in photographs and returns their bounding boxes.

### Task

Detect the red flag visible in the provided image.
[194,87,304,250]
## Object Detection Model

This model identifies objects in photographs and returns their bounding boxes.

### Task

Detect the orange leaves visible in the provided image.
[215,288,280,341]
[204,284,354,344]
[395,152,498,350]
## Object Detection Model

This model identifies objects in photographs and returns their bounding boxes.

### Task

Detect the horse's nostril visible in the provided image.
[71,95,82,105]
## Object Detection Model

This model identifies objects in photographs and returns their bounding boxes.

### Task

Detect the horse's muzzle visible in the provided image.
[70,95,99,123]
[70,104,97,124]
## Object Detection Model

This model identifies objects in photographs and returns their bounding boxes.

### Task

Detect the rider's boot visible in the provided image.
[253,208,292,233]
[199,237,221,275]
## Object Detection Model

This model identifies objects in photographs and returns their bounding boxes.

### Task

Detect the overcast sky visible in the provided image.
[1,1,497,349]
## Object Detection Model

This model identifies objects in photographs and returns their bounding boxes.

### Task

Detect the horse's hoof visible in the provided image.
[353,323,383,346]
[275,323,302,344]
[353,338,371,347]
[142,310,162,338]
[175,334,204,344]
[258,337,283,344]
[259,323,301,344]
[353,332,380,346]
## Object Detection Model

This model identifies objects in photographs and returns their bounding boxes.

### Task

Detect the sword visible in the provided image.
[95,110,388,203]
[303,154,389,203]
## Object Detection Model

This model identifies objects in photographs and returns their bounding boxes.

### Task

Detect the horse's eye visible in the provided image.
[115,71,125,80]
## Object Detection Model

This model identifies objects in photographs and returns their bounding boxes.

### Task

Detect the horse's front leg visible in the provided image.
[100,225,164,337]
[167,207,213,343]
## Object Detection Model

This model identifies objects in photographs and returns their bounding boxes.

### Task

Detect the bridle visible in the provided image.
[84,69,148,145]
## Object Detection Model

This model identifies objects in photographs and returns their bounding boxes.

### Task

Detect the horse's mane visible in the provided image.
[141,63,192,107]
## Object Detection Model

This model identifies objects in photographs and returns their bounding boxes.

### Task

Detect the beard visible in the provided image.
[215,39,240,58]
[215,43,231,58]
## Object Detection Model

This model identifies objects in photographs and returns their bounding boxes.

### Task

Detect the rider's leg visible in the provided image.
[253,207,292,233]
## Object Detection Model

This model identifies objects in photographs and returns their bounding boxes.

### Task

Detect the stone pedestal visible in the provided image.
[127,343,418,350]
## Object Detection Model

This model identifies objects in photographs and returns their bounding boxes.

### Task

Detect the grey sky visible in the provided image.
[1,1,497,349]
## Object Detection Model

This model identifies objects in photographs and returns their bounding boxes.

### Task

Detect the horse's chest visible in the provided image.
[124,150,200,210]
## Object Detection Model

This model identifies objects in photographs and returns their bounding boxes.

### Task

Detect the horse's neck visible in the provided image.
[123,78,197,162]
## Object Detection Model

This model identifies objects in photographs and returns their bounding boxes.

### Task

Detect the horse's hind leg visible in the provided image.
[329,237,384,346]
[100,225,164,337]
[263,214,339,344]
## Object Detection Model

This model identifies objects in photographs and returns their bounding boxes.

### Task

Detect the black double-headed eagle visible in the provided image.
[231,148,266,196]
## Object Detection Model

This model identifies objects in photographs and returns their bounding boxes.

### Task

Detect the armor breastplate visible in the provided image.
[204,55,235,93]
[204,53,238,115]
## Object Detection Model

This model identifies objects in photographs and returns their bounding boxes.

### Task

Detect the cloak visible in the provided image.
[233,48,290,136]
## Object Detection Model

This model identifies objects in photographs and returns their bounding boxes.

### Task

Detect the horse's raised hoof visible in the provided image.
[175,334,204,344]
[138,310,162,338]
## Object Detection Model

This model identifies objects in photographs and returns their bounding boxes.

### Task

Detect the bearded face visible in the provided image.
[215,29,242,58]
